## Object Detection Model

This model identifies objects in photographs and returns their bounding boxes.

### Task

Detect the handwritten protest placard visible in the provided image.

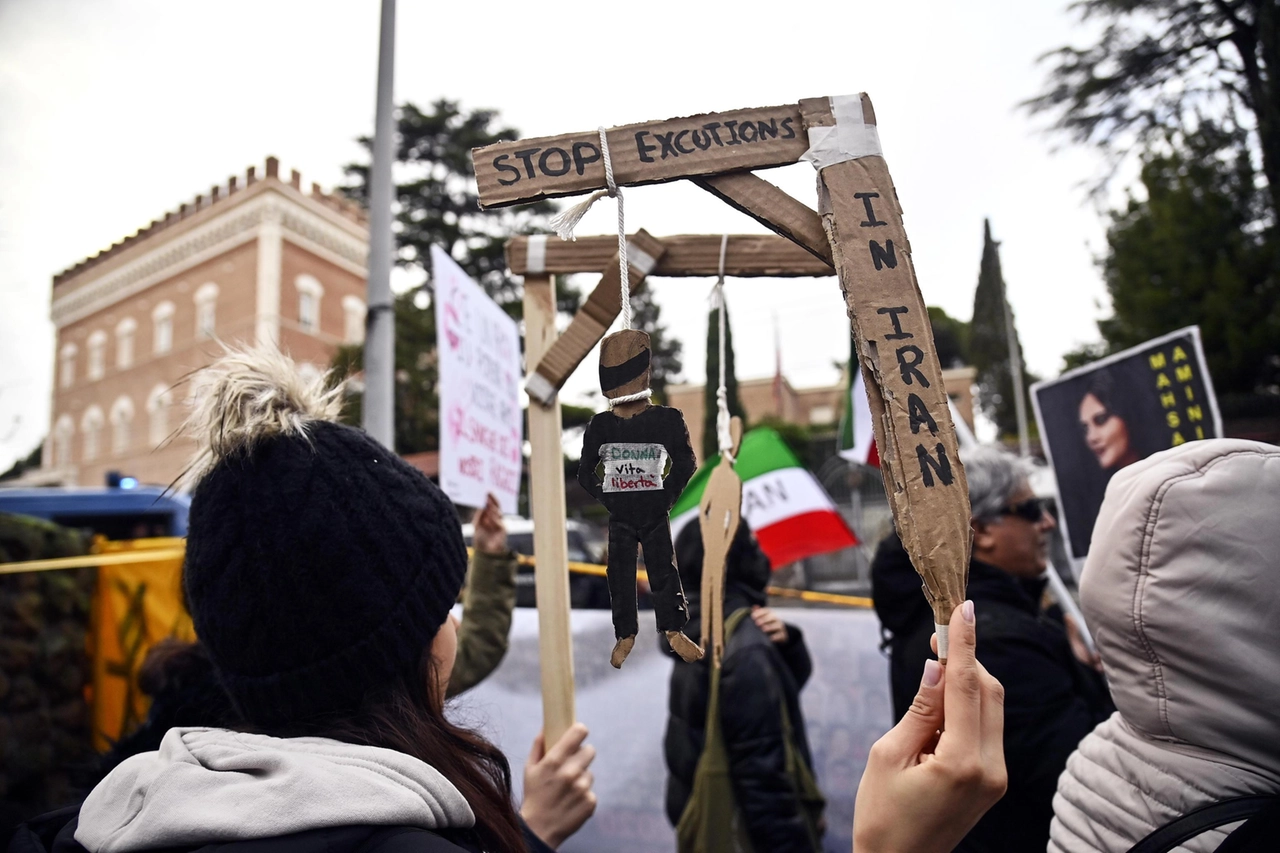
[433,246,523,513]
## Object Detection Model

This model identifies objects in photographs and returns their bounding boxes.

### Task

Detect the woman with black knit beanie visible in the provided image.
[57,347,593,853]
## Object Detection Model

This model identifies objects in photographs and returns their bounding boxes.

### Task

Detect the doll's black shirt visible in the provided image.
[577,405,697,521]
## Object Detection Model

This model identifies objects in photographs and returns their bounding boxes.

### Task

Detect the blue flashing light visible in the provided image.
[119,477,139,489]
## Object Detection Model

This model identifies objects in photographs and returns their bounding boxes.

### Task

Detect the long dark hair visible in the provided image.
[266,649,527,853]
[1080,370,1161,460]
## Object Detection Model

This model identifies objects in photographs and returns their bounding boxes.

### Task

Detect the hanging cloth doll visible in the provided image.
[577,330,702,667]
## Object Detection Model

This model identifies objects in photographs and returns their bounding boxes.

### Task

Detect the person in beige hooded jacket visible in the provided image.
[1049,439,1280,853]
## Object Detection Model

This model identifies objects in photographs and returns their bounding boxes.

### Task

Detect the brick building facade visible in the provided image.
[45,158,368,487]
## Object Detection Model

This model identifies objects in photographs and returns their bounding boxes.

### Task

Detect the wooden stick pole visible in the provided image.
[522,274,576,744]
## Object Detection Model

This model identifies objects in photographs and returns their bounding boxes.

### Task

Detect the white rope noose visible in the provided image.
[711,234,734,462]
[548,127,632,330]
[549,128,651,410]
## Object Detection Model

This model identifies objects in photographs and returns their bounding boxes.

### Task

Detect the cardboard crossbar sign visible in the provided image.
[475,105,809,209]
[505,233,833,278]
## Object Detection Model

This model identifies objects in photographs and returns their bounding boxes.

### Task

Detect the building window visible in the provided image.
[82,406,104,463]
[110,396,135,457]
[147,384,172,447]
[194,283,219,339]
[52,415,74,469]
[59,343,77,389]
[87,331,107,380]
[342,295,366,344]
[153,301,175,355]
[116,317,137,369]
[296,275,324,334]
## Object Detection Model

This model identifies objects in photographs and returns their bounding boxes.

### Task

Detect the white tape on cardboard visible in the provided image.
[525,371,555,405]
[935,623,950,662]
[801,94,883,170]
[526,234,547,274]
[627,243,657,277]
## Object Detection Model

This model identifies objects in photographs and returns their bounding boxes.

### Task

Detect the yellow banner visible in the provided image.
[88,538,195,751]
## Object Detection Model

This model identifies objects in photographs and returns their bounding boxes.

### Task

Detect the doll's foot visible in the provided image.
[610,635,636,669]
[666,630,704,663]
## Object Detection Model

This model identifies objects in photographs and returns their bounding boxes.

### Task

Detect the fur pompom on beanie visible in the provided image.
[181,346,468,726]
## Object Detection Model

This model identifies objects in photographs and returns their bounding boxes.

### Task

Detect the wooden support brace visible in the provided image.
[694,173,833,266]
[521,274,576,744]
[525,230,667,406]
[798,95,971,656]
[507,233,832,277]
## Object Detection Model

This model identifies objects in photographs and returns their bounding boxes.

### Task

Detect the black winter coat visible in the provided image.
[871,533,1114,853]
[577,406,696,520]
[663,591,817,852]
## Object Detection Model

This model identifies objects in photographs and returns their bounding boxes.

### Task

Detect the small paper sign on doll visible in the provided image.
[578,329,703,668]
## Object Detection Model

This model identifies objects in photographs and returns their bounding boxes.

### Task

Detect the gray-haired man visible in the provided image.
[871,445,1112,853]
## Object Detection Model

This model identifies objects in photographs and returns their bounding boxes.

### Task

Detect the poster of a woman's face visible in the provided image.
[1032,327,1222,560]
[1077,372,1142,472]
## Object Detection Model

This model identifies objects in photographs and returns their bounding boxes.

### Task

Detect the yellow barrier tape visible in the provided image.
[5,543,873,608]
[476,549,873,609]
[0,550,188,575]
[98,536,187,552]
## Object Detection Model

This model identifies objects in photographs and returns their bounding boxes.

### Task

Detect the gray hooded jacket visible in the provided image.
[74,728,476,853]
[1049,440,1280,853]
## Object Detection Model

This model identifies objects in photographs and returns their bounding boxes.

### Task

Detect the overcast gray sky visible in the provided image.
[0,0,1116,473]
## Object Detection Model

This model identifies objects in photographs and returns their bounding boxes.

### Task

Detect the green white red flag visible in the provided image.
[670,427,858,569]
[837,336,879,467]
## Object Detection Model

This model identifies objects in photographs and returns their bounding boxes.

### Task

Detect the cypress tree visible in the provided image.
[969,219,1032,440]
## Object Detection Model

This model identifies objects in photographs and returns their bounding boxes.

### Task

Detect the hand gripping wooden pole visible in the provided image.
[522,274,576,744]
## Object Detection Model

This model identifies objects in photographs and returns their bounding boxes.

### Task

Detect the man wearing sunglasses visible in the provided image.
[871,445,1112,853]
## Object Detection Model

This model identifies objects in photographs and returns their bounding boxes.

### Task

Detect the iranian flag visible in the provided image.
[670,428,858,569]
[837,335,879,467]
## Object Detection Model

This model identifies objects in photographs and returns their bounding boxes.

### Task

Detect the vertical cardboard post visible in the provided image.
[521,274,576,743]
[800,96,971,659]
[698,417,743,668]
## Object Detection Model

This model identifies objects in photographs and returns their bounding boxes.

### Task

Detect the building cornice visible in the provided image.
[279,203,368,278]
[51,188,368,328]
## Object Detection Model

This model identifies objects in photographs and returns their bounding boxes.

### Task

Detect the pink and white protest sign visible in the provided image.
[432,246,523,513]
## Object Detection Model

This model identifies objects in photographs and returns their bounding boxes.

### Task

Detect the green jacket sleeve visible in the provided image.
[445,549,518,698]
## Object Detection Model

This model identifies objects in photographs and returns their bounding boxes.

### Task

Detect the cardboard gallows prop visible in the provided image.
[699,416,742,669]
[577,330,702,667]
[475,93,971,661]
